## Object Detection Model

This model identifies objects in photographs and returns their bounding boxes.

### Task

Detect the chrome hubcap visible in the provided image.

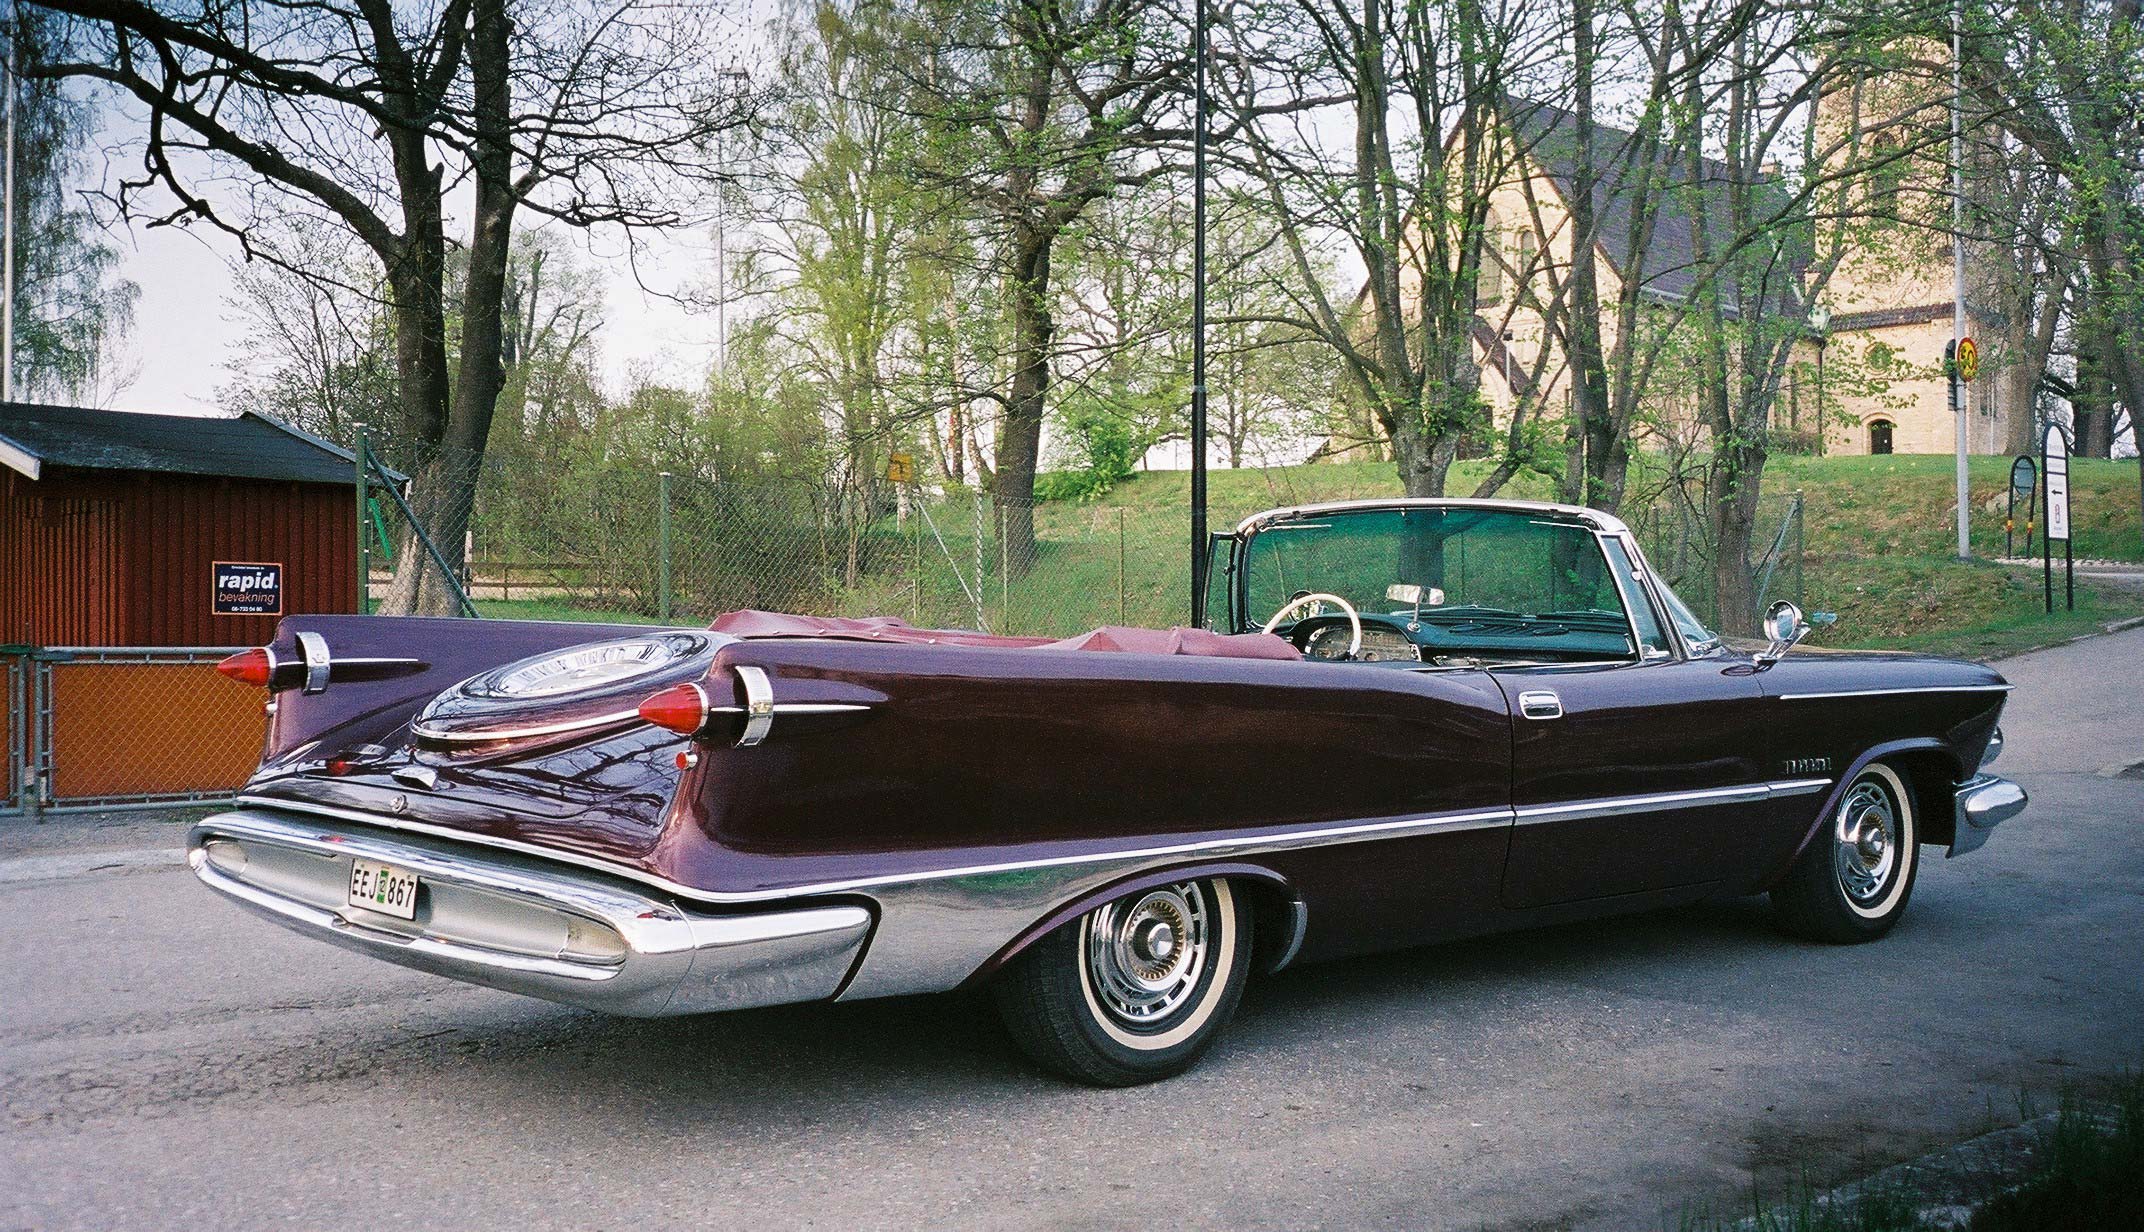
[1085,884,1209,1028]
[1834,781,1899,905]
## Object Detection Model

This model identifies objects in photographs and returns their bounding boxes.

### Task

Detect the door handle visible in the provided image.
[1518,690,1563,720]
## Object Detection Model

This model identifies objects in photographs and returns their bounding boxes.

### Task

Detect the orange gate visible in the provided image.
[14,647,267,813]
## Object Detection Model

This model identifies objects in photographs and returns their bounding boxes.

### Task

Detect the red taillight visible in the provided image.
[639,682,708,735]
[217,648,273,687]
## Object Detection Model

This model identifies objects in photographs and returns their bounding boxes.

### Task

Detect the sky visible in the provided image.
[105,214,726,418]
[65,1,784,420]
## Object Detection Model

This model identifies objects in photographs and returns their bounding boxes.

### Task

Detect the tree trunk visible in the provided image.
[996,227,1054,574]
[379,0,517,617]
[1709,464,1762,637]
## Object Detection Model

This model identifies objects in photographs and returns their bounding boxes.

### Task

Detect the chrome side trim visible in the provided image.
[1767,777,1834,798]
[1774,685,2014,701]
[708,704,874,716]
[409,707,645,744]
[228,795,1513,906]
[223,773,1838,1003]
[1511,778,1832,827]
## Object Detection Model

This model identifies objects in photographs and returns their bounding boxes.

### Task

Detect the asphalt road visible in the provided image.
[4,629,2141,1232]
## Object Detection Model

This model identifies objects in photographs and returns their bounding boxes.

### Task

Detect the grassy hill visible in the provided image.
[483,453,2144,661]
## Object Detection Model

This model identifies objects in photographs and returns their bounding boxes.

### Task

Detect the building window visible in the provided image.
[1869,419,1895,455]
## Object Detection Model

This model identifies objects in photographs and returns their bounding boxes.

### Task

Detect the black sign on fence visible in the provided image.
[212,561,284,616]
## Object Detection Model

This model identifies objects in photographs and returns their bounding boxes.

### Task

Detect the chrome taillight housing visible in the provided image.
[412,632,718,748]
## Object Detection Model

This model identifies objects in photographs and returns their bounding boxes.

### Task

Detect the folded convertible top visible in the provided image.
[707,609,1300,661]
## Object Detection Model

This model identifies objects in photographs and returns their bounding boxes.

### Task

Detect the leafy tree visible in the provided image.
[6,9,135,402]
[892,0,1191,570]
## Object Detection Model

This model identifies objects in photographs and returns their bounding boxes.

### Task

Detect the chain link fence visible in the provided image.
[1,647,266,815]
[354,438,1818,639]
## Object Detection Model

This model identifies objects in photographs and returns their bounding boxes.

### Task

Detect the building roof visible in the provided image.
[0,403,395,486]
[1507,99,1805,318]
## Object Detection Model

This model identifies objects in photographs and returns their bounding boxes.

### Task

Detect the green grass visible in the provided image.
[1973,1075,2144,1231]
[1801,556,2138,660]
[473,597,666,625]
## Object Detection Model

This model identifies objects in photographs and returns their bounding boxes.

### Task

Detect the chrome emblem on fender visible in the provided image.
[1784,757,1830,776]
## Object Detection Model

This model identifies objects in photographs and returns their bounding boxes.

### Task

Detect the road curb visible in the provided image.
[1728,1112,2068,1231]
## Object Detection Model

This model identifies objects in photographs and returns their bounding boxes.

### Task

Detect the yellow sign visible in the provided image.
[886,452,914,483]
[1955,336,1980,383]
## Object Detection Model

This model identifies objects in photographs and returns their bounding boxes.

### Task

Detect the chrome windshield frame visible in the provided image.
[1229,499,1652,663]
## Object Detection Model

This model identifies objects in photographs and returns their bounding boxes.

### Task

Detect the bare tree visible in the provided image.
[34,0,755,612]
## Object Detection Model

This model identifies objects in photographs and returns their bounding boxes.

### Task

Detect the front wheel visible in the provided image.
[993,878,1252,1086]
[1772,763,1921,943]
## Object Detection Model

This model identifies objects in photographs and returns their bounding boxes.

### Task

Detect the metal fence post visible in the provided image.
[355,423,370,615]
[972,490,987,632]
[657,471,673,622]
[1792,490,1805,611]
[3,650,25,817]
[32,656,52,816]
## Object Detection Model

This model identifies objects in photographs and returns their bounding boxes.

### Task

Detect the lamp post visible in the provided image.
[1809,304,1830,450]
[1187,0,1211,626]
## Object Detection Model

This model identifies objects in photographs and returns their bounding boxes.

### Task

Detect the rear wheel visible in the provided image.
[1772,763,1920,943]
[993,878,1252,1086]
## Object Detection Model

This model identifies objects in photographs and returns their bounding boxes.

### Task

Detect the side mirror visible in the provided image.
[1754,600,1810,669]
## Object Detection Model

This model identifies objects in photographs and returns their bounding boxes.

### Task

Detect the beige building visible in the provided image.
[1465,98,2014,457]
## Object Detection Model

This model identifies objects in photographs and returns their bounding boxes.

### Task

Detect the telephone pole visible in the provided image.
[1187,0,1211,623]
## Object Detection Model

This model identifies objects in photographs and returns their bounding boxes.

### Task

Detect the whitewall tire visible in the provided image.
[1772,762,1921,943]
[993,877,1252,1086]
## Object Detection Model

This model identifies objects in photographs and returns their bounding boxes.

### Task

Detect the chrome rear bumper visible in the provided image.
[188,809,872,1016]
[1949,774,2026,858]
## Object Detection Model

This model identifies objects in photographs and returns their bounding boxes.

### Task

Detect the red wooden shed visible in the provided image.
[0,403,368,647]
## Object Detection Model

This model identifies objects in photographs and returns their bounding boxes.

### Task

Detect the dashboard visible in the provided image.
[1301,621,1417,662]
[1284,612,1637,666]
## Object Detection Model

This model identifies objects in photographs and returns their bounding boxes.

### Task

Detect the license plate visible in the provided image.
[347,858,420,920]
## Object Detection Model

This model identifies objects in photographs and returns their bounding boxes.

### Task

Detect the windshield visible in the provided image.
[1240,506,1638,661]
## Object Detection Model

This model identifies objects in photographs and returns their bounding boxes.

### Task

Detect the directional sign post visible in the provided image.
[2043,424,2073,613]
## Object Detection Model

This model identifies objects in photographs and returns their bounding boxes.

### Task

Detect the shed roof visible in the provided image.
[0,403,392,486]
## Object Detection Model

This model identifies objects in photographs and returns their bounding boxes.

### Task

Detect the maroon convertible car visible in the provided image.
[191,498,2024,1085]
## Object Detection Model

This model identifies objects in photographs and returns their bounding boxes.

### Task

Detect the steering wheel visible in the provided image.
[1262,592,1363,659]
